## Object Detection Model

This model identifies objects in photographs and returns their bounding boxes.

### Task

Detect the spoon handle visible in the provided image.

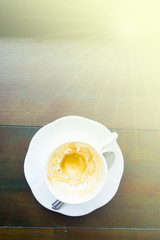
[52,200,64,210]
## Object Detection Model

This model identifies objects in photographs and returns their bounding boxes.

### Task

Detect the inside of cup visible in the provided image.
[45,141,107,204]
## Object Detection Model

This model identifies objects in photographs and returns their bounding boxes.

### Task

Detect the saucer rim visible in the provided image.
[24,116,124,216]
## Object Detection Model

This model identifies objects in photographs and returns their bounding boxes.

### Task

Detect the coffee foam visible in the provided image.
[46,142,104,202]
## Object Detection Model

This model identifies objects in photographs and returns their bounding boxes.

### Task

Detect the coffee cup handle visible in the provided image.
[97,132,118,154]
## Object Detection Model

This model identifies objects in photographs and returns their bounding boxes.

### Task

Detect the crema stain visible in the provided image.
[47,142,103,195]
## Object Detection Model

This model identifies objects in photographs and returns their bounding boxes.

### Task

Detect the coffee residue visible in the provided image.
[47,142,102,195]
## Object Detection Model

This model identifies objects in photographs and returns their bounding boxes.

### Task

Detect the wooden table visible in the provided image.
[0,36,160,240]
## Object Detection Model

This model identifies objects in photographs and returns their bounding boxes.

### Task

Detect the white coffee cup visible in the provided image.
[44,132,118,205]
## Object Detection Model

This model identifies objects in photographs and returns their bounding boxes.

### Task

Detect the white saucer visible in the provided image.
[24,116,124,217]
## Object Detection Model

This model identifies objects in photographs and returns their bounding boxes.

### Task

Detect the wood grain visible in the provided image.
[0,228,53,240]
[0,227,160,240]
[0,37,160,130]
[1,126,160,229]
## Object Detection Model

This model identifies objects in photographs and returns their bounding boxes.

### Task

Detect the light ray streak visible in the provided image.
[92,37,124,119]
[31,28,109,81]
[51,32,115,98]
[71,35,121,112]
[135,45,159,129]
[110,40,130,128]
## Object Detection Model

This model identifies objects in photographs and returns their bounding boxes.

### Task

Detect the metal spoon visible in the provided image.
[52,199,64,210]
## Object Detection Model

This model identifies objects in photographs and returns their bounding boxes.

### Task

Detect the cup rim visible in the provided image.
[44,141,108,204]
